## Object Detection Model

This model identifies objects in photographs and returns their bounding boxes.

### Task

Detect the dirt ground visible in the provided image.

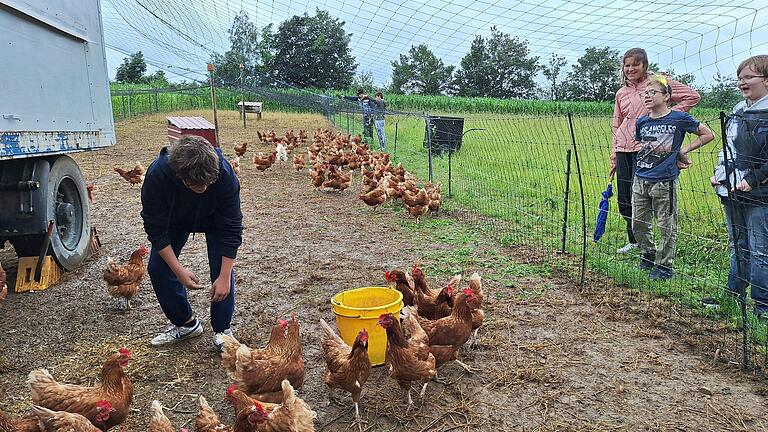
[1,110,767,432]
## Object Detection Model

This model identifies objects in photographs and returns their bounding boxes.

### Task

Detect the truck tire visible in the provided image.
[46,156,91,271]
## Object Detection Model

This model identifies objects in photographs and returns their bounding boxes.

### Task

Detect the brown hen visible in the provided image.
[319,320,370,425]
[27,348,133,431]
[103,245,148,310]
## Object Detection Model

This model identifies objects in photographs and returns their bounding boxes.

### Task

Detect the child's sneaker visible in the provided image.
[151,319,204,346]
[213,328,234,352]
[617,243,639,254]
[638,253,655,271]
[649,266,674,281]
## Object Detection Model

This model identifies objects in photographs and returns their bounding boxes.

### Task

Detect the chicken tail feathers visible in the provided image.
[469,272,481,288]
[149,400,174,430]
[30,405,55,427]
[27,369,57,402]
[319,318,342,343]
[281,379,296,405]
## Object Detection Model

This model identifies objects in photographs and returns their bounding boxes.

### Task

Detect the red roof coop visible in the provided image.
[166,116,218,147]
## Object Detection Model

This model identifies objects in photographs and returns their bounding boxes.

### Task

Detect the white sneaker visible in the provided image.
[616,243,639,254]
[213,328,234,352]
[150,319,204,346]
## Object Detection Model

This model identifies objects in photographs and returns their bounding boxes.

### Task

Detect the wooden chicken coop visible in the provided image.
[166,116,218,147]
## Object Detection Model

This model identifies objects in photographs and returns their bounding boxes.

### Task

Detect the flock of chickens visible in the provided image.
[0,264,484,432]
[0,265,484,432]
[227,128,442,222]
[0,129,471,431]
[109,127,443,223]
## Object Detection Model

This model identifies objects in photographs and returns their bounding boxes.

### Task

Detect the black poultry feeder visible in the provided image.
[424,116,465,155]
[423,115,484,197]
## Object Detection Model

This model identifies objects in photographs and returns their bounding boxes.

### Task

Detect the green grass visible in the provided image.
[330,109,768,348]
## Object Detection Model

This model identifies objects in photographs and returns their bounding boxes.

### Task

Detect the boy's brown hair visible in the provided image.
[737,55,768,77]
[168,136,220,187]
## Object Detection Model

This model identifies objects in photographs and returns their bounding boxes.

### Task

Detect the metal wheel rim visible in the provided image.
[54,176,84,251]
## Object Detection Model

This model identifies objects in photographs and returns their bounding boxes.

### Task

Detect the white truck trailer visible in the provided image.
[0,0,114,270]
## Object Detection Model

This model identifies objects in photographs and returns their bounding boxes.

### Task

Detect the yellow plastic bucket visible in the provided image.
[331,286,403,366]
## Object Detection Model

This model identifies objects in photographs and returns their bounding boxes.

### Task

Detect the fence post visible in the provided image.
[127,91,133,117]
[153,90,158,112]
[560,148,572,254]
[240,64,246,129]
[346,111,350,134]
[426,114,434,183]
[394,120,399,154]
[567,113,586,287]
[721,111,750,370]
[448,149,453,198]
[208,64,220,145]
[121,95,126,119]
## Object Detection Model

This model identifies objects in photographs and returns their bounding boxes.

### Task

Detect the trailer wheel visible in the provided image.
[46,156,91,271]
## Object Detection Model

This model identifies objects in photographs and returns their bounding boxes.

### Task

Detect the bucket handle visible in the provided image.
[332,311,364,319]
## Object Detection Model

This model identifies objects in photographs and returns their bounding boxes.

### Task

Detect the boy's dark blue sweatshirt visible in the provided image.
[140,146,243,258]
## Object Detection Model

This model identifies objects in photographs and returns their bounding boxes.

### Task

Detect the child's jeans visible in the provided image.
[374,119,386,150]
[631,177,678,269]
[148,230,236,333]
[363,115,374,140]
[723,200,768,314]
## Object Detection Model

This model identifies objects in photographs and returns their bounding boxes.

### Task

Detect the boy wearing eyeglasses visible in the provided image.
[632,75,714,280]
[709,55,768,319]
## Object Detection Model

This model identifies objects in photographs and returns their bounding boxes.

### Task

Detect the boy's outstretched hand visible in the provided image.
[211,276,231,302]
[178,268,204,290]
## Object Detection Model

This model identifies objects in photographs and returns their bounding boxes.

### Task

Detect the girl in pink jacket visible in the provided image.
[610,48,701,253]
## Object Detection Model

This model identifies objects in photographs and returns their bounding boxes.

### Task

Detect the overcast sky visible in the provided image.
[101,0,768,89]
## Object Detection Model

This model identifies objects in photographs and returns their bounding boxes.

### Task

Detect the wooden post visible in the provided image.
[208,63,220,146]
[240,63,246,129]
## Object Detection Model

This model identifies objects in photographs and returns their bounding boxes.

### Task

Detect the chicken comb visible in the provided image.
[118,347,131,357]
[278,318,289,328]
[463,288,475,296]
[96,400,113,410]
[226,384,237,396]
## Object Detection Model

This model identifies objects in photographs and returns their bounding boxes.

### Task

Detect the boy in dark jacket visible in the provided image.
[710,55,768,319]
[141,135,243,351]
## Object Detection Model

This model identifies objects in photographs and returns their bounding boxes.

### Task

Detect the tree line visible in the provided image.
[114,9,742,109]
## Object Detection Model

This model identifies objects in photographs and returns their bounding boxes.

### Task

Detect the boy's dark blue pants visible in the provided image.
[147,230,235,333]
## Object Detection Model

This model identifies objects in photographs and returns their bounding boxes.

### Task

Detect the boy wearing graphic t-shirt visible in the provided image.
[632,75,714,281]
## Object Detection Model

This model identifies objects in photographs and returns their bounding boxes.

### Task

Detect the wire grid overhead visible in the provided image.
[101,0,768,85]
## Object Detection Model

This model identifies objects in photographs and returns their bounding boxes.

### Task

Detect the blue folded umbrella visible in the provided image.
[593,183,613,242]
